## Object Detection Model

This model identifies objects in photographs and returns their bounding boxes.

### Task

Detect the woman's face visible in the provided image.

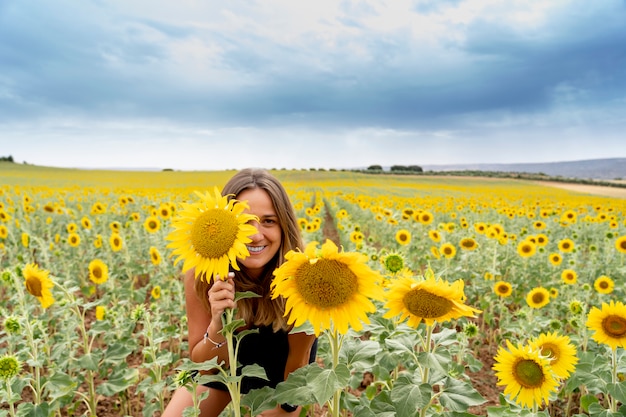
[236,188,282,279]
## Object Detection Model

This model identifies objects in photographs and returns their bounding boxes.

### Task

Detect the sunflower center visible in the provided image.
[599,281,609,289]
[294,259,358,308]
[402,288,453,319]
[92,267,102,279]
[532,292,546,304]
[25,276,43,297]
[539,343,560,363]
[602,315,626,338]
[191,209,239,258]
[513,359,544,388]
[496,284,509,294]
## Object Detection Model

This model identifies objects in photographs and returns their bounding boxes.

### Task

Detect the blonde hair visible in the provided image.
[194,168,303,331]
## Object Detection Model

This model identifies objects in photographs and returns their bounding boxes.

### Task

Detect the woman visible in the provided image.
[163,168,317,417]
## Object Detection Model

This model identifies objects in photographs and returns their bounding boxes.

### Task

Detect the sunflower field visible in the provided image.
[1,164,626,417]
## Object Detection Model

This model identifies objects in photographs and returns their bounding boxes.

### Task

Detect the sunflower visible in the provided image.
[149,246,162,265]
[144,216,161,234]
[151,285,161,299]
[109,233,123,252]
[586,300,626,350]
[418,211,434,225]
[593,275,614,294]
[21,232,29,248]
[430,246,440,259]
[167,187,258,282]
[428,230,441,242]
[22,263,54,308]
[95,305,106,321]
[383,268,480,327]
[493,340,559,408]
[548,253,562,266]
[561,269,577,285]
[615,235,626,254]
[526,287,550,309]
[440,243,456,259]
[271,239,383,336]
[0,225,8,239]
[67,232,81,247]
[0,354,21,380]
[459,237,478,251]
[558,238,575,253]
[494,281,513,298]
[560,210,577,223]
[88,259,109,285]
[81,217,92,229]
[517,240,536,258]
[395,229,411,246]
[158,203,172,219]
[529,332,578,379]
[381,252,405,274]
[93,234,103,249]
[350,231,364,244]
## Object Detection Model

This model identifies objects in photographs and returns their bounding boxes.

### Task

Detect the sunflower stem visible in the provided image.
[422,324,433,385]
[609,348,617,412]
[222,307,242,417]
[326,327,343,417]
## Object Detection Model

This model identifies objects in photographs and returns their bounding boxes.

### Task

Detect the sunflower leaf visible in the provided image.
[606,381,626,403]
[308,363,351,405]
[234,290,261,302]
[340,339,380,370]
[438,377,486,411]
[389,375,431,417]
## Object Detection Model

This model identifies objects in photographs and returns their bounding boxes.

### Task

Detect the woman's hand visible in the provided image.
[208,272,236,327]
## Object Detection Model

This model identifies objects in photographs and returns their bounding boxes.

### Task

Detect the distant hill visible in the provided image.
[421,158,626,180]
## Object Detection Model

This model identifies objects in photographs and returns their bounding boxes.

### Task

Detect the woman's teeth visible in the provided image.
[247,246,264,253]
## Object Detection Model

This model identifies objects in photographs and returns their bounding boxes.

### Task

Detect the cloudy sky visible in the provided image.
[1,0,625,171]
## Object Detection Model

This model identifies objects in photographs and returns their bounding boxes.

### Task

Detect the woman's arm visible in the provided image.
[184,269,233,365]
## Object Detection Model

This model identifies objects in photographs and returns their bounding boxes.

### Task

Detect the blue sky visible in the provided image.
[1,0,625,170]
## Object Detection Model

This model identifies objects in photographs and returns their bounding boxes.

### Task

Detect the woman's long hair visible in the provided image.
[194,168,303,331]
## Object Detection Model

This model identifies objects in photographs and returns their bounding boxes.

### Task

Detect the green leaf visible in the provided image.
[97,368,139,396]
[177,357,223,373]
[241,364,269,381]
[580,394,599,412]
[486,405,523,417]
[431,327,459,347]
[234,290,261,302]
[340,339,381,370]
[588,402,624,416]
[77,353,99,371]
[45,371,78,402]
[274,365,317,406]
[438,377,486,411]
[102,341,135,364]
[389,375,431,417]
[308,363,352,405]
[607,381,626,403]
[16,402,50,417]
[241,386,277,416]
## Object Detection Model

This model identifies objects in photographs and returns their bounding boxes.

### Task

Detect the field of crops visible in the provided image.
[1,163,625,417]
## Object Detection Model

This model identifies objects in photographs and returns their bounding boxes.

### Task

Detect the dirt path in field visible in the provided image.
[537,181,626,199]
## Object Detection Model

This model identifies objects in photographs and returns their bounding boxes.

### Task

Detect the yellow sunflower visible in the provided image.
[529,332,578,379]
[167,187,258,282]
[88,259,109,285]
[23,263,55,308]
[0,225,8,239]
[271,239,384,336]
[81,217,92,229]
[67,232,81,247]
[95,305,106,321]
[428,230,441,243]
[395,229,411,246]
[418,211,434,224]
[517,240,536,258]
[494,281,513,298]
[548,253,562,266]
[109,233,123,252]
[350,231,364,244]
[440,243,456,259]
[526,287,550,309]
[151,285,161,299]
[586,300,626,350]
[615,235,626,254]
[93,234,103,249]
[144,216,161,234]
[493,340,559,408]
[459,237,478,251]
[149,246,162,265]
[561,269,577,285]
[383,268,480,327]
[594,275,614,294]
[21,232,29,248]
[558,238,575,253]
